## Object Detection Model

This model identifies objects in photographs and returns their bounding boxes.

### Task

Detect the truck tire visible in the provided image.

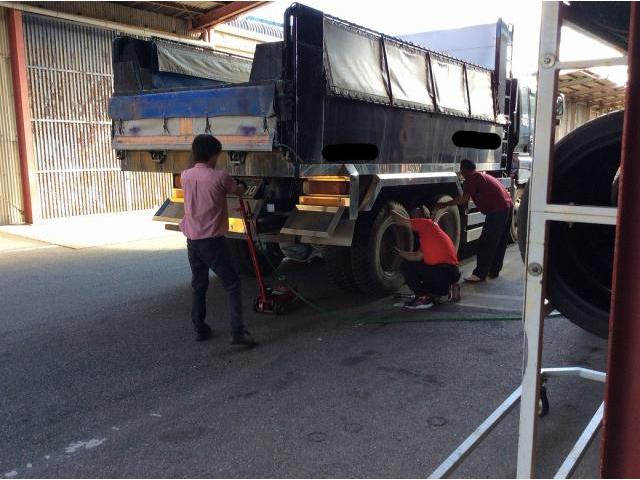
[431,195,461,250]
[510,185,525,243]
[351,201,414,296]
[226,238,283,276]
[517,110,623,338]
[324,246,358,291]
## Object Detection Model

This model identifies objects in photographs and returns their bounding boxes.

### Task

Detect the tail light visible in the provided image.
[302,177,349,195]
[173,174,182,189]
[299,176,351,207]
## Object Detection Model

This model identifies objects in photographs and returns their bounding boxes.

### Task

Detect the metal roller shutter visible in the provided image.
[23,14,171,219]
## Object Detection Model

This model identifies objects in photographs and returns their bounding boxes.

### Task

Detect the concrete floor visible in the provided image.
[0,228,607,478]
[0,210,164,249]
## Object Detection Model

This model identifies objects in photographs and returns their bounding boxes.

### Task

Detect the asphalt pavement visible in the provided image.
[0,230,607,478]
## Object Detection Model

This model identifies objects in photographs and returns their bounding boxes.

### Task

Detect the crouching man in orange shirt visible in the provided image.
[391,206,461,309]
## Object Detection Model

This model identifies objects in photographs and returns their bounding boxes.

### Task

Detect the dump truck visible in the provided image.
[108,3,519,296]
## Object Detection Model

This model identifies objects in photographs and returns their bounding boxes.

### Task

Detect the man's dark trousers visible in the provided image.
[187,237,243,335]
[400,261,460,296]
[473,207,512,279]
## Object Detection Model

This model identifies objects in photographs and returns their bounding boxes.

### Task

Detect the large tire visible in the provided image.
[517,111,623,338]
[351,202,414,296]
[431,195,461,250]
[510,185,525,243]
[226,238,283,276]
[324,246,358,291]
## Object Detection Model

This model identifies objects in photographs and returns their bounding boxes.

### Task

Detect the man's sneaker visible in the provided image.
[464,274,484,283]
[400,295,416,307]
[231,329,258,348]
[448,283,461,302]
[195,324,213,342]
[404,295,434,309]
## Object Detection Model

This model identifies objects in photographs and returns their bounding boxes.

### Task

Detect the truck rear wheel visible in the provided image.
[324,246,358,291]
[226,238,283,276]
[431,195,461,250]
[351,202,414,296]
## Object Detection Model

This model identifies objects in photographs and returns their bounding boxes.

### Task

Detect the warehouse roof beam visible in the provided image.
[191,1,267,29]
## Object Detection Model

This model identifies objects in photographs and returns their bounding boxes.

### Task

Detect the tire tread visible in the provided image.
[325,246,358,291]
[351,201,408,296]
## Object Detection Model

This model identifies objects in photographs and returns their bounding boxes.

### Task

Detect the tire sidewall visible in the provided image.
[510,185,525,243]
[431,194,461,250]
[351,202,413,295]
[369,210,406,289]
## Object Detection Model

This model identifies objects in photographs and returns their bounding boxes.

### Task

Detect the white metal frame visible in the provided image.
[430,2,625,477]
[517,3,619,475]
[429,368,606,479]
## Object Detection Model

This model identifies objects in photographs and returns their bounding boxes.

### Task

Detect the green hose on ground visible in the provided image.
[289,285,522,324]
[251,236,526,326]
[274,266,523,325]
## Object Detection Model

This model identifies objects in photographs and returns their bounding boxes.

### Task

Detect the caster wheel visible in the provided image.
[274,302,286,315]
[538,385,550,417]
[253,299,261,313]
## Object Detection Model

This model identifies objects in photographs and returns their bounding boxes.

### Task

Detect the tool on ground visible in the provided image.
[238,196,296,315]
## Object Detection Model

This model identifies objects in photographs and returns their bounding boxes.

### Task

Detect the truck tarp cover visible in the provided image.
[430,56,468,115]
[385,41,434,109]
[323,17,493,120]
[156,40,252,84]
[323,19,389,102]
[466,67,495,118]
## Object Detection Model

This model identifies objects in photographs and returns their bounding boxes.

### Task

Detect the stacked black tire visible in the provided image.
[517,110,623,339]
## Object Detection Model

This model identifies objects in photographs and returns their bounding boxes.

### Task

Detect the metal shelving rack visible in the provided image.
[430,2,627,477]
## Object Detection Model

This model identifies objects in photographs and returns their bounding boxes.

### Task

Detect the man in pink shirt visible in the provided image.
[180,134,256,347]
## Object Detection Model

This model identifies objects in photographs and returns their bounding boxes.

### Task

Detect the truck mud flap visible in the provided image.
[300,217,355,247]
[280,205,345,239]
[154,195,265,234]
[153,198,184,224]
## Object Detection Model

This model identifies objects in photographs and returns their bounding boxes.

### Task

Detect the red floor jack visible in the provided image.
[238,197,297,315]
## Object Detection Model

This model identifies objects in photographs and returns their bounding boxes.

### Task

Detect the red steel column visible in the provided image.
[7,9,39,224]
[601,2,640,477]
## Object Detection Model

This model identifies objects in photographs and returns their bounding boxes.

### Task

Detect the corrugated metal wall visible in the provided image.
[0,7,25,225]
[24,14,171,219]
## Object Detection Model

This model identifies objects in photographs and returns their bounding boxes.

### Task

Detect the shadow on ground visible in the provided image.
[0,241,606,478]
